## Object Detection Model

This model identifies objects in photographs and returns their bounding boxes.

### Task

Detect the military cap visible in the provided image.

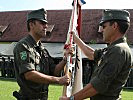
[27,8,48,23]
[99,9,130,25]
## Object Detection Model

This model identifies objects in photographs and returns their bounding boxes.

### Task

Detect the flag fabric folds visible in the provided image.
[62,0,86,97]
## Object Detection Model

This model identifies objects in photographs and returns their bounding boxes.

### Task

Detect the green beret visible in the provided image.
[99,9,130,25]
[27,8,48,23]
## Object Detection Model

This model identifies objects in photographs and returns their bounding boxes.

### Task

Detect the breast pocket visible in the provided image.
[34,52,41,71]
[29,51,36,64]
[35,52,41,64]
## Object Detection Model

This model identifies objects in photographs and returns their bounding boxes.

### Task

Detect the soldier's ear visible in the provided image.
[29,21,35,29]
[113,22,119,30]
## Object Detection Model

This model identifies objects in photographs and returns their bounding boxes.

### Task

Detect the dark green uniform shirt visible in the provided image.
[13,35,56,99]
[90,37,133,100]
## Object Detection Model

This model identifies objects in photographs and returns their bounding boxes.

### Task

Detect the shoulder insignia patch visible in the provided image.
[20,51,27,60]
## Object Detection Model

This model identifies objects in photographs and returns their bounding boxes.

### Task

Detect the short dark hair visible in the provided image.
[27,19,36,32]
[109,20,130,34]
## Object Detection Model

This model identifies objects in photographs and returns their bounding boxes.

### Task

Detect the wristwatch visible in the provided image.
[69,95,74,100]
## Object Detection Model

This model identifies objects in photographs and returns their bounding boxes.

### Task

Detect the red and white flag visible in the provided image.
[63,0,86,97]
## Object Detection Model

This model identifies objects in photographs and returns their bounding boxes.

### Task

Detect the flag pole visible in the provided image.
[62,0,86,97]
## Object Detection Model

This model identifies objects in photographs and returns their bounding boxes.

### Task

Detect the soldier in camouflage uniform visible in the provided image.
[13,8,71,100]
[60,10,133,100]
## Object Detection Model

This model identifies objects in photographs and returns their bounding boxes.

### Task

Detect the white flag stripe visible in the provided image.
[63,0,85,97]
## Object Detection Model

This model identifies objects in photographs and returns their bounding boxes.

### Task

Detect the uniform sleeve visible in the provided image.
[94,49,103,63]
[14,43,35,75]
[90,47,125,93]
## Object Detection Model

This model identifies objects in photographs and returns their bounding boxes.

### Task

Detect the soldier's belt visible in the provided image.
[27,91,48,99]
[13,91,48,99]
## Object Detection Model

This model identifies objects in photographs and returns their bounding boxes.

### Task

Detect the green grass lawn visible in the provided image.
[122,88,133,100]
[0,78,133,100]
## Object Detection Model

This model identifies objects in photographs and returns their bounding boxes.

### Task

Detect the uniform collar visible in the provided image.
[27,34,39,47]
[108,36,127,47]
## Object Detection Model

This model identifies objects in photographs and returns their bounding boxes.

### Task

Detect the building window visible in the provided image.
[46,25,54,37]
[0,25,8,37]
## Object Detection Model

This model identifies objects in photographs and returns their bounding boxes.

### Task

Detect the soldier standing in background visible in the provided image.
[1,57,6,77]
